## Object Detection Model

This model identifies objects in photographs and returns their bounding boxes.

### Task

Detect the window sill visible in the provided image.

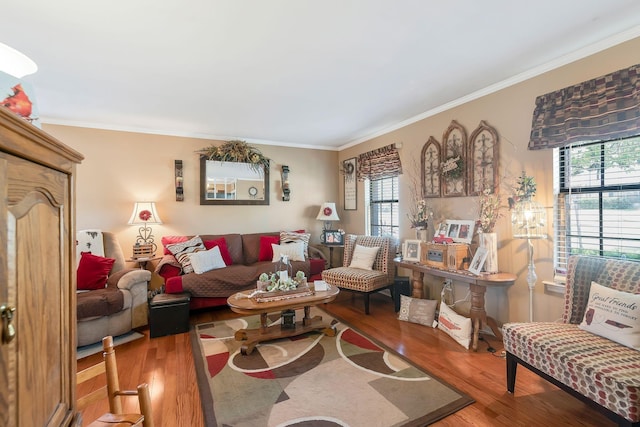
[542,280,565,295]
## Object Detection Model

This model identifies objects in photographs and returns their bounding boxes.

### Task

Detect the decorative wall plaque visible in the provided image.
[468,120,499,195]
[441,120,467,197]
[420,136,441,198]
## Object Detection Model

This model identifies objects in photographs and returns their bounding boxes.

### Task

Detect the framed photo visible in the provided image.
[402,239,422,262]
[468,247,489,275]
[445,219,475,244]
[434,222,448,239]
[322,230,344,245]
[343,157,357,210]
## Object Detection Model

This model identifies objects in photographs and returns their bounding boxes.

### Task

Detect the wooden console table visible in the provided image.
[394,257,516,351]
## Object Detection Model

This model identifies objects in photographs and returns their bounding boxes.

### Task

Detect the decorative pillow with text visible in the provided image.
[579,281,640,350]
[398,295,438,327]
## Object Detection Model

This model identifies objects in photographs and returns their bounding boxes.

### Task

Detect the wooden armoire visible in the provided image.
[0,107,83,426]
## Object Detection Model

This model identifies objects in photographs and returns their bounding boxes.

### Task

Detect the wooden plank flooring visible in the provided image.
[76,292,616,426]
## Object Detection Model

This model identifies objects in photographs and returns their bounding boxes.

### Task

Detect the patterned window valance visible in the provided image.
[529,63,640,150]
[356,143,402,181]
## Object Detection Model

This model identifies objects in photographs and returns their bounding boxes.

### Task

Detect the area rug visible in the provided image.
[76,331,144,360]
[190,307,474,426]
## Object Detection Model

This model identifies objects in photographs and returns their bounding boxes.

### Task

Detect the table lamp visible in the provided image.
[128,201,163,257]
[316,202,340,244]
[512,198,547,322]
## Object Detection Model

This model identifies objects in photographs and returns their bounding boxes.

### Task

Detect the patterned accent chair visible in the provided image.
[502,255,640,427]
[321,234,396,314]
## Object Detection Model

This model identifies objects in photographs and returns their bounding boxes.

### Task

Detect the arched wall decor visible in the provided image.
[441,120,467,197]
[420,136,442,198]
[468,120,500,195]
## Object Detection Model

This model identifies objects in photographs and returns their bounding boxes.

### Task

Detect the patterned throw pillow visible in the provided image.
[579,281,640,349]
[398,295,438,327]
[280,231,310,258]
[166,235,206,274]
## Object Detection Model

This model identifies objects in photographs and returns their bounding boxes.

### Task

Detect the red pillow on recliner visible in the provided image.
[77,252,115,290]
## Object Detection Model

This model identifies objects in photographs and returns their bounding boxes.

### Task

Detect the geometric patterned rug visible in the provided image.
[190,307,474,426]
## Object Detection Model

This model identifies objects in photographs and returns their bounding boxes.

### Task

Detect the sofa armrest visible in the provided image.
[110,269,151,291]
[308,244,327,264]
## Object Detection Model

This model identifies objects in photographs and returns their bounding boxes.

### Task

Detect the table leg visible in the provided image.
[411,270,424,298]
[469,283,488,352]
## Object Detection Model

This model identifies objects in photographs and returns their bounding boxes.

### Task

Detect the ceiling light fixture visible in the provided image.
[0,42,38,78]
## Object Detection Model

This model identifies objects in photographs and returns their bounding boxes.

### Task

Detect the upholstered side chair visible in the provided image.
[321,234,397,314]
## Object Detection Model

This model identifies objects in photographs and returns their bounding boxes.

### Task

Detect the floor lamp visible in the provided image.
[512,198,547,322]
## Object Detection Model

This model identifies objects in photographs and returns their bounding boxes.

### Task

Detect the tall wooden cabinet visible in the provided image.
[0,107,83,426]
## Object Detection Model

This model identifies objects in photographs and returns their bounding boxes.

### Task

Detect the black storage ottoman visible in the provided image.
[393,276,411,312]
[149,293,191,338]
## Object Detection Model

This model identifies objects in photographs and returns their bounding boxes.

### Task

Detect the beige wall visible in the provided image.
[339,36,640,324]
[44,36,640,324]
[44,125,339,258]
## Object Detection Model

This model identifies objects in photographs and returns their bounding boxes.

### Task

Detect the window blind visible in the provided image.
[369,177,399,240]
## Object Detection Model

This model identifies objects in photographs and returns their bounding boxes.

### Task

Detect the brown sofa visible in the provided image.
[156,232,326,310]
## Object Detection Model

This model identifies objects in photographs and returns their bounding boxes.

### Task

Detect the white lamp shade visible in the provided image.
[316,202,340,221]
[128,202,163,225]
[511,199,546,239]
[0,43,37,78]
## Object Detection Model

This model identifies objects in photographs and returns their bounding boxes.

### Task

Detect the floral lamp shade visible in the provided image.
[128,202,162,256]
[316,202,340,228]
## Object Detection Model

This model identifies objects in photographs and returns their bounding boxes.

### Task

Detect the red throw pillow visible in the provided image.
[203,237,233,265]
[77,252,115,290]
[161,235,189,255]
[259,235,280,261]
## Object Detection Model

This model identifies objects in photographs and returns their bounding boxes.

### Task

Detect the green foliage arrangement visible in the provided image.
[197,140,270,171]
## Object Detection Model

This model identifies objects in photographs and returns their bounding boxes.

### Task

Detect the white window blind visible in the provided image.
[554,136,640,270]
[368,177,399,240]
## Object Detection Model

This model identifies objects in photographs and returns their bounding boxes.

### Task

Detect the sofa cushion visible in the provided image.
[271,242,305,262]
[242,232,279,265]
[579,281,640,349]
[200,234,244,265]
[167,235,206,274]
[280,230,310,258]
[77,287,125,320]
[203,237,233,266]
[188,246,227,274]
[259,235,280,261]
[77,252,115,290]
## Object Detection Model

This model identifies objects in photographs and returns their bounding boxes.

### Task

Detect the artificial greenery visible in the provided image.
[197,140,270,170]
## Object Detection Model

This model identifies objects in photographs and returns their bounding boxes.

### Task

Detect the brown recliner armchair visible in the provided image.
[76,231,151,347]
[321,234,397,314]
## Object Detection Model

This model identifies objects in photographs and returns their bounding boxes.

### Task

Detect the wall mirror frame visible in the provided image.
[199,157,270,205]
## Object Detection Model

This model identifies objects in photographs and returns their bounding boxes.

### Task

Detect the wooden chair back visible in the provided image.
[76,336,154,427]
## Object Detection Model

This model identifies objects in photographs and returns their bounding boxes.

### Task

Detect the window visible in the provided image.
[555,136,640,270]
[367,176,399,239]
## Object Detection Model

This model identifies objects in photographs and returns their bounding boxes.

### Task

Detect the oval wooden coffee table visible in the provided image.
[227,285,339,355]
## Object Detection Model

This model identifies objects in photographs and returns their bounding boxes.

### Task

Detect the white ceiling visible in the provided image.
[2,1,640,150]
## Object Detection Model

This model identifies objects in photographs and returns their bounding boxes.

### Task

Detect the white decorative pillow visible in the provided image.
[280,231,311,258]
[348,245,380,270]
[579,281,640,350]
[271,242,306,262]
[398,295,438,327]
[187,245,226,274]
[166,235,206,274]
[437,303,472,349]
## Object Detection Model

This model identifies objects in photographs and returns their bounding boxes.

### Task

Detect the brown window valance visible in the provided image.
[356,143,402,181]
[529,63,640,150]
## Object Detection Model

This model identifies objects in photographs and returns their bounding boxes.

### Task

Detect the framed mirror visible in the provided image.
[200,157,270,205]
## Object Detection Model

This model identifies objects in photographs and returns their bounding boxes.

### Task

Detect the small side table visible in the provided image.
[127,256,161,270]
[320,244,344,268]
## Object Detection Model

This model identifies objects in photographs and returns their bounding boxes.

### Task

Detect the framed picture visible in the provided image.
[468,247,489,275]
[434,222,448,239]
[402,239,422,262]
[445,219,475,244]
[343,157,357,210]
[322,230,344,245]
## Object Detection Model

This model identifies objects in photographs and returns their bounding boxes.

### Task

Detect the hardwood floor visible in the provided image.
[77,292,616,426]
